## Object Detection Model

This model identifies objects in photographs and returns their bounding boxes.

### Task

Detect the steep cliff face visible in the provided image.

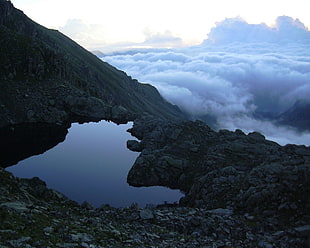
[0,0,184,127]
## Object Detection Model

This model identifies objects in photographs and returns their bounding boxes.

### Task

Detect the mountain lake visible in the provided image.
[6,121,183,208]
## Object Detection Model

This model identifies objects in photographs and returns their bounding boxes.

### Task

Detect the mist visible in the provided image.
[102,16,310,145]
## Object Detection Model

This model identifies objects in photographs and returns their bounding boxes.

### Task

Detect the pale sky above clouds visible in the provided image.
[11,0,310,49]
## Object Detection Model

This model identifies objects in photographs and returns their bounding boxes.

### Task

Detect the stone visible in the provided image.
[258,240,273,248]
[81,201,94,210]
[65,96,110,120]
[206,209,233,216]
[49,99,56,106]
[189,217,201,226]
[43,227,54,234]
[111,105,135,124]
[0,202,29,212]
[69,233,93,243]
[56,243,78,248]
[127,140,142,152]
[26,110,36,120]
[9,237,31,247]
[294,225,310,237]
[139,209,154,220]
[164,156,183,167]
[248,131,265,141]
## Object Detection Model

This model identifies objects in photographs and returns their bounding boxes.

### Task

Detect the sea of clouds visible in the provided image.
[102,16,310,145]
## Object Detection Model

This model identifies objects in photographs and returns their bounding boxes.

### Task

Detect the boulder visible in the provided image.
[127,140,143,152]
[139,209,154,220]
[65,96,110,121]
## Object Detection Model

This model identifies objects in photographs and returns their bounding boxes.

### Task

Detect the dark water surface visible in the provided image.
[6,121,183,207]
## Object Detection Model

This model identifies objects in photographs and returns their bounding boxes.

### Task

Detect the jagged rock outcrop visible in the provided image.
[0,0,184,128]
[127,117,310,220]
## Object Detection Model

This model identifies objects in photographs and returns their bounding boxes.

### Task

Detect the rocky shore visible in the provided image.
[127,118,310,212]
[1,168,309,248]
[126,117,310,243]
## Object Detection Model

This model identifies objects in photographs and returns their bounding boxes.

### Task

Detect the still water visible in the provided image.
[6,121,183,207]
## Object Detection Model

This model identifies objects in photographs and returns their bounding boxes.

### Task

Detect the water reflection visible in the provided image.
[0,123,68,167]
[6,121,183,207]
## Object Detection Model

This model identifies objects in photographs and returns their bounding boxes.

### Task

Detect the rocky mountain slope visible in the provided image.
[0,0,184,128]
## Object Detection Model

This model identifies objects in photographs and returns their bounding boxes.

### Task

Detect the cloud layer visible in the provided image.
[102,17,310,145]
[205,16,310,44]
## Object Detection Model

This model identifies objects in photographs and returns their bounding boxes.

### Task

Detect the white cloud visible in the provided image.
[205,16,310,45]
[102,16,310,145]
[143,28,184,48]
[60,19,109,48]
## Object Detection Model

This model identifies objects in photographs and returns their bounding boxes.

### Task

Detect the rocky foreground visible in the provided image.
[0,168,309,248]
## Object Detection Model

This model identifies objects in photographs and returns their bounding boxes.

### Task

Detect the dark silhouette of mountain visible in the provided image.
[0,0,184,128]
[277,100,310,131]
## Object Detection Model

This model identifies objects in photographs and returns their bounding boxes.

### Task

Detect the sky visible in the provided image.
[11,0,310,50]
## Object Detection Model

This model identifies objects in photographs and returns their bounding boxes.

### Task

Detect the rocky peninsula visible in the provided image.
[127,117,310,215]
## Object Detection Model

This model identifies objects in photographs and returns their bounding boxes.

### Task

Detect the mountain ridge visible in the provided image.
[0,0,184,127]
